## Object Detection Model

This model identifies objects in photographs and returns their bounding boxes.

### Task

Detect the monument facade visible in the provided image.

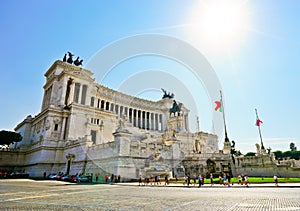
[7,60,226,179]
[1,58,298,180]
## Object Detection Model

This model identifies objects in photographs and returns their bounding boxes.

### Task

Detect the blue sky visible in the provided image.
[1,0,299,153]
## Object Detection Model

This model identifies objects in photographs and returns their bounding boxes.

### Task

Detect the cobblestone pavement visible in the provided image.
[0,179,300,210]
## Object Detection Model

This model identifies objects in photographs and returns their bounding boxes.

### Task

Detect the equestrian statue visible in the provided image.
[169,100,182,117]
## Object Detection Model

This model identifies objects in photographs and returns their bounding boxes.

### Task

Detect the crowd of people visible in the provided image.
[105,174,121,184]
[137,173,253,187]
[138,174,171,186]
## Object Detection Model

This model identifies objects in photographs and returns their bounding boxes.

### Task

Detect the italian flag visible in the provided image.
[256,119,263,126]
[214,101,222,112]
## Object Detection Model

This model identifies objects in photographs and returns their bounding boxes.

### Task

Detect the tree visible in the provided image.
[291,151,300,160]
[273,150,283,159]
[290,142,297,151]
[283,150,292,158]
[0,130,22,146]
[244,152,256,157]
[234,150,242,156]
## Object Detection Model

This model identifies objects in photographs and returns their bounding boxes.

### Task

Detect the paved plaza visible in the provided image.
[0,179,300,210]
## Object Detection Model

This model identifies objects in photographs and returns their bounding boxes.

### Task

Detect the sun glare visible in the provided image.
[186,0,250,53]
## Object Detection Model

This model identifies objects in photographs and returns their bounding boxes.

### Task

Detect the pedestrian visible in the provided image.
[227,174,231,187]
[150,175,153,186]
[193,175,197,186]
[165,175,169,185]
[95,174,98,183]
[175,175,178,184]
[210,173,214,186]
[187,175,191,187]
[245,175,249,187]
[219,175,223,185]
[223,173,227,186]
[242,174,245,185]
[157,175,161,185]
[273,175,278,186]
[237,174,241,185]
[183,175,187,185]
[138,175,142,186]
[198,174,202,188]
[43,172,46,179]
[111,174,114,184]
[105,174,109,183]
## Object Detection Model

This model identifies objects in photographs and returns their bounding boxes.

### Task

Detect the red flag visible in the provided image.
[256,119,263,126]
[214,101,222,112]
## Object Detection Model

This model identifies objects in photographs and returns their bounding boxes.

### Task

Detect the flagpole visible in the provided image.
[220,90,229,142]
[255,108,265,150]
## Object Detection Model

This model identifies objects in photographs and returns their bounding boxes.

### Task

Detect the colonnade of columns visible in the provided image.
[91,97,163,131]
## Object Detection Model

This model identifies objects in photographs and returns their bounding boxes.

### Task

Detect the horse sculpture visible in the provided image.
[169,100,182,116]
[74,57,83,66]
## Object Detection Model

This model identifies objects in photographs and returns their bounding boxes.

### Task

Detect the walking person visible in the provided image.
[111,174,114,184]
[227,174,231,187]
[165,175,169,185]
[138,175,142,186]
[193,175,197,186]
[95,174,98,183]
[241,174,245,185]
[198,174,202,188]
[237,174,242,185]
[219,175,223,185]
[245,175,249,187]
[183,175,187,185]
[223,173,227,186]
[210,173,214,186]
[274,175,278,186]
[187,175,191,187]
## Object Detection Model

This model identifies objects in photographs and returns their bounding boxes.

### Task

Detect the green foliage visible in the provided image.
[273,150,283,159]
[171,177,300,184]
[289,151,300,160]
[274,149,300,160]
[244,152,255,157]
[0,130,22,146]
[234,150,242,156]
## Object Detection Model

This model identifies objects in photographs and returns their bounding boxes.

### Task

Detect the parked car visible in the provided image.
[78,175,90,183]
[48,173,58,179]
[62,175,77,183]
[55,173,64,180]
[48,173,65,180]
[9,172,29,178]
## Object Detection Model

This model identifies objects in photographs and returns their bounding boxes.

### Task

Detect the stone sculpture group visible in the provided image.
[62,52,83,66]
